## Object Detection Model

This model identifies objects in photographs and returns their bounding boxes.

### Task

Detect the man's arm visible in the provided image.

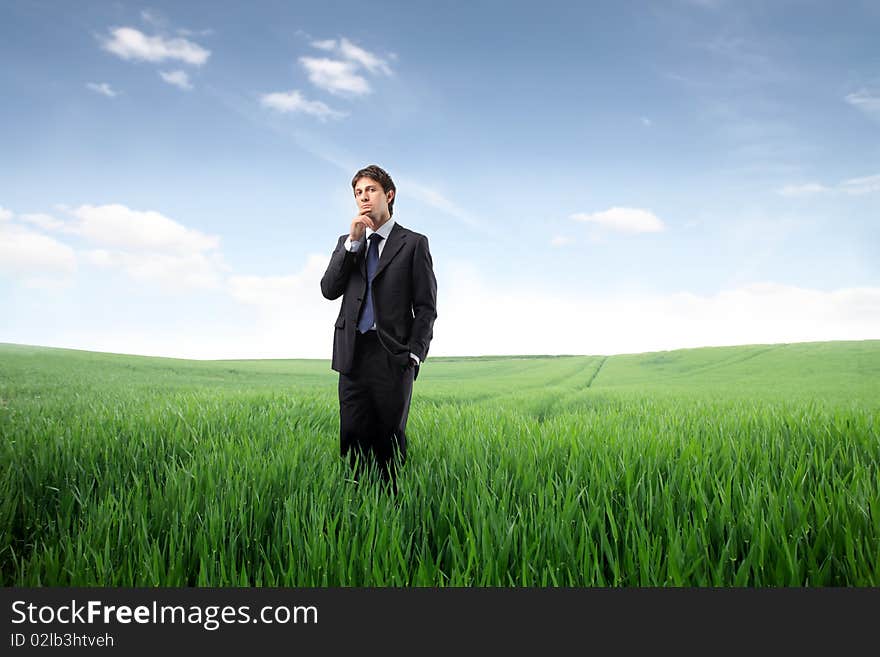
[408,235,437,362]
[320,234,359,300]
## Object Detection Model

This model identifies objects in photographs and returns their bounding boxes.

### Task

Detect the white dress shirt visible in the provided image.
[344,217,420,366]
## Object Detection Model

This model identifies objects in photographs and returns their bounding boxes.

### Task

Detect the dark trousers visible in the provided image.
[338,329,414,493]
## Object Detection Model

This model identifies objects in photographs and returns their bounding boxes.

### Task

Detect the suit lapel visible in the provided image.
[373,222,406,281]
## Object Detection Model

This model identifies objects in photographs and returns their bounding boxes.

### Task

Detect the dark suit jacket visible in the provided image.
[320,221,437,381]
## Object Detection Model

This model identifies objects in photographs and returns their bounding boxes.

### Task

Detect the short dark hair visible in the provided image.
[351,164,396,217]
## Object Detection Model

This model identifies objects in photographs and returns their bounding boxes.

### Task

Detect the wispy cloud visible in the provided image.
[335,37,393,76]
[176,27,214,37]
[260,89,348,121]
[701,33,770,69]
[663,26,794,121]
[845,88,880,119]
[205,87,489,233]
[204,85,360,169]
[140,9,165,28]
[311,39,336,51]
[571,207,666,234]
[297,36,393,96]
[777,183,831,197]
[399,177,491,235]
[776,173,880,196]
[551,235,574,247]
[159,69,193,90]
[681,0,725,7]
[86,82,119,97]
[640,116,653,127]
[839,173,880,195]
[100,27,210,66]
[2,209,79,236]
[261,36,393,121]
[19,213,68,231]
[206,85,495,236]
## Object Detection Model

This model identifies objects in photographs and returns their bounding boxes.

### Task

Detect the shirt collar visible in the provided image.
[365,216,395,241]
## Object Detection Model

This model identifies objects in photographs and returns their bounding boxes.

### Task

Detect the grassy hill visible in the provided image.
[1,339,878,586]
[2,338,878,403]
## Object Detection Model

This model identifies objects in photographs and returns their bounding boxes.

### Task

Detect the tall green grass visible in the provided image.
[1,340,878,585]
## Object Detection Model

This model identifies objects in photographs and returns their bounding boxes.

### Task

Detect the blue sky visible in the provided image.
[1,0,878,359]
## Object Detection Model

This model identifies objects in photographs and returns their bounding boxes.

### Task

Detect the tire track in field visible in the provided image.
[540,356,608,417]
[584,356,608,388]
[663,344,781,380]
[505,355,609,422]
[540,355,607,392]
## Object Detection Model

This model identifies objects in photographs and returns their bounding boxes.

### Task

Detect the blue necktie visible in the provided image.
[357,233,384,333]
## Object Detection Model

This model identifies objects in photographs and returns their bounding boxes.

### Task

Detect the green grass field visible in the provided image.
[1,340,878,586]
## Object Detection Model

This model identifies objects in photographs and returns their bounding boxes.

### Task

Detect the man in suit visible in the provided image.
[320,164,438,494]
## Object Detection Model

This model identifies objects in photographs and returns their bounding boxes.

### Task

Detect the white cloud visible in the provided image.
[551,235,574,247]
[100,27,210,66]
[66,204,219,254]
[571,207,666,234]
[0,203,229,292]
[295,37,392,97]
[159,69,193,90]
[82,248,227,291]
[86,82,119,97]
[221,256,880,359]
[66,203,229,291]
[845,88,880,118]
[0,206,12,221]
[13,239,878,358]
[430,263,880,358]
[0,222,77,286]
[260,89,348,121]
[298,56,370,96]
[259,37,392,126]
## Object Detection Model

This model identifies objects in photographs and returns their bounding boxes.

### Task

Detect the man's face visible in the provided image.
[354,176,393,222]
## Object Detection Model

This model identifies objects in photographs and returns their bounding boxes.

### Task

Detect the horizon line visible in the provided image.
[2,339,878,363]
